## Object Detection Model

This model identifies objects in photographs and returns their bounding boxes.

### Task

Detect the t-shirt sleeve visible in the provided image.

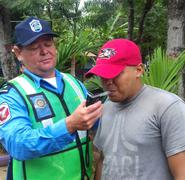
[161,100,185,157]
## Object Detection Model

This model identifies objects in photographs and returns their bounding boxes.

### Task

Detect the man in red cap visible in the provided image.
[86,38,185,180]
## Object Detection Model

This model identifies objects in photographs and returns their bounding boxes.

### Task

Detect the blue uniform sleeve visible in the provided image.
[0,87,75,161]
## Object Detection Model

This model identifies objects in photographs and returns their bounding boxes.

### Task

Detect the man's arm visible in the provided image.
[168,151,185,180]
[94,151,104,180]
[0,87,102,160]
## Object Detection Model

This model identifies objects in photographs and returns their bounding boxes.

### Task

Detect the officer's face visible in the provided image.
[101,65,144,102]
[14,35,57,78]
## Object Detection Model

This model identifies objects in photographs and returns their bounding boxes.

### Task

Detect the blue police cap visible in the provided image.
[15,16,58,46]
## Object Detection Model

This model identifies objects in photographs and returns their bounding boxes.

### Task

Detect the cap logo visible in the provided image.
[98,48,116,59]
[29,19,42,32]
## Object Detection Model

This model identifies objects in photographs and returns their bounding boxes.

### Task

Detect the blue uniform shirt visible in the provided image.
[0,69,87,160]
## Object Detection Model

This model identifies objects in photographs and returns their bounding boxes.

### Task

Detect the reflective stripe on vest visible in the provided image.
[61,73,84,102]
[61,73,86,139]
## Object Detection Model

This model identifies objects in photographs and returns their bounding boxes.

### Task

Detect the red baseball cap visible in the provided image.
[85,38,142,79]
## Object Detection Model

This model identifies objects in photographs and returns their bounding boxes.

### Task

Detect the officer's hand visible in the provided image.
[66,101,103,133]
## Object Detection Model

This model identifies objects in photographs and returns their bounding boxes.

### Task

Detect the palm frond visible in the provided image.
[143,48,185,94]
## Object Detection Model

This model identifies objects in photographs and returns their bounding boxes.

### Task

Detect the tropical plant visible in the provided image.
[142,48,185,94]
[56,30,101,75]
[84,76,103,94]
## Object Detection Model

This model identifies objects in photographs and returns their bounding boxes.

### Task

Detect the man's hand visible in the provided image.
[66,101,103,133]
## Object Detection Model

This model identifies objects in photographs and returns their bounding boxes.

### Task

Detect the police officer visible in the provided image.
[0,16,102,180]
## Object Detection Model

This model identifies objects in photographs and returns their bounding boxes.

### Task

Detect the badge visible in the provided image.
[29,19,42,32]
[0,103,11,125]
[28,93,54,121]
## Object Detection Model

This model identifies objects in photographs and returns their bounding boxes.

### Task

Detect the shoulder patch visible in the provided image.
[0,103,11,125]
[0,84,11,94]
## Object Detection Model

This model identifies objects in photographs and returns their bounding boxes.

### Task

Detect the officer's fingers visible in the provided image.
[86,101,102,113]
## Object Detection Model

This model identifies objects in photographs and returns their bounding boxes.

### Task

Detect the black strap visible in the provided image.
[58,84,90,180]
[22,161,27,180]
[85,130,90,167]
[6,156,13,180]
[76,132,89,180]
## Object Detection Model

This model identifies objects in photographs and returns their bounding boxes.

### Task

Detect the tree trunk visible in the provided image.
[167,0,185,56]
[167,0,185,98]
[0,5,18,81]
[127,0,134,40]
[70,57,76,77]
[136,0,155,44]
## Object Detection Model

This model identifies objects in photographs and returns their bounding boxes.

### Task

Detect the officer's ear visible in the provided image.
[12,45,23,62]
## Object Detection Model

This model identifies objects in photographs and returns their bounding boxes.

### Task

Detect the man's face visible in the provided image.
[14,35,57,78]
[101,65,144,102]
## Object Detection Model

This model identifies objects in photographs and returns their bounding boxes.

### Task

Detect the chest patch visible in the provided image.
[27,93,55,121]
[0,103,11,125]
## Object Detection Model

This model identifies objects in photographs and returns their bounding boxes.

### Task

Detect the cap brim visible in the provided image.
[16,32,58,46]
[85,64,126,79]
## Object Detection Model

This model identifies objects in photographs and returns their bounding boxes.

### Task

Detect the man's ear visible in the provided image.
[12,45,23,61]
[136,63,144,77]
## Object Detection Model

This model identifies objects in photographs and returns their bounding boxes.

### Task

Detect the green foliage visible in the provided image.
[83,0,116,28]
[53,0,81,19]
[0,77,6,86]
[84,76,104,93]
[56,31,101,72]
[143,48,185,94]
[0,0,48,16]
[82,0,128,41]
[141,2,167,54]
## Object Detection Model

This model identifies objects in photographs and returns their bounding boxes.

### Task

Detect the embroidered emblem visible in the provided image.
[98,48,116,59]
[35,98,46,108]
[29,19,42,32]
[0,103,11,125]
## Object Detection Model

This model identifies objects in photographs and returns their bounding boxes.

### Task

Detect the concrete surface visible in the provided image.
[0,166,7,180]
[0,153,8,180]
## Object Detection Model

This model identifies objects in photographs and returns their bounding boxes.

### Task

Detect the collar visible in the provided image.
[23,68,63,89]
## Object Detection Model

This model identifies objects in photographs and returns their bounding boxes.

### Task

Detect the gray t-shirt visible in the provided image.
[94,85,185,180]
